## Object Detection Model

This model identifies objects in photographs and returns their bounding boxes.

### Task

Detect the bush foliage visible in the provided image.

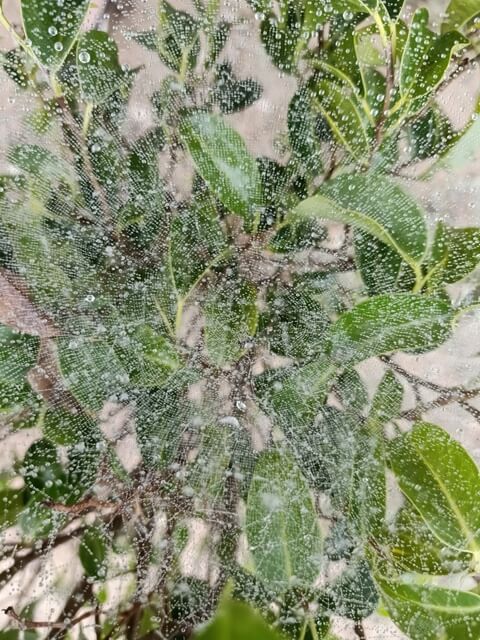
[0,0,480,638]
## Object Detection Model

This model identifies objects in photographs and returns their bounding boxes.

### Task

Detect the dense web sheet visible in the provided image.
[0,0,480,639]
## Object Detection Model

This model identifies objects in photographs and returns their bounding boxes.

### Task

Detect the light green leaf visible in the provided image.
[387,506,472,574]
[77,31,126,103]
[442,0,480,32]
[194,598,284,640]
[246,450,322,588]
[390,422,480,557]
[377,578,480,640]
[313,79,371,162]
[179,112,261,230]
[21,0,90,69]
[205,278,257,367]
[79,525,108,580]
[326,294,453,365]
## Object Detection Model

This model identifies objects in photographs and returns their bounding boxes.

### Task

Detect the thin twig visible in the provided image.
[3,606,97,630]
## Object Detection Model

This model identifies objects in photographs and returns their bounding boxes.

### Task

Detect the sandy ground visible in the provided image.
[0,0,479,638]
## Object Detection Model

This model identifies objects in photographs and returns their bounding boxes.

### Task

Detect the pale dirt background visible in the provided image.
[0,0,480,637]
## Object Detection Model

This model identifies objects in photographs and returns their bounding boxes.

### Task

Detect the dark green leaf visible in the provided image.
[331,561,378,621]
[157,1,200,73]
[79,525,108,580]
[398,9,467,113]
[0,326,39,412]
[262,284,329,359]
[21,0,90,69]
[135,372,197,469]
[179,112,261,229]
[246,450,322,588]
[288,86,325,177]
[336,369,368,413]
[389,421,480,555]
[77,31,126,103]
[212,62,262,114]
[254,358,335,431]
[23,439,68,502]
[367,370,403,429]
[326,294,453,365]
[207,21,231,67]
[409,107,456,160]
[1,49,29,88]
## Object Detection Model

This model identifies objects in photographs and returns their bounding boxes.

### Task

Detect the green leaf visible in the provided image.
[262,284,329,359]
[23,439,68,502]
[212,62,262,114]
[377,578,480,640]
[326,294,453,365]
[0,487,24,530]
[367,370,403,429]
[194,598,284,640]
[398,9,467,113]
[331,561,378,621]
[1,49,29,88]
[254,358,335,431]
[313,79,371,162]
[188,422,236,505]
[43,408,99,446]
[179,112,261,230]
[409,107,456,160]
[336,369,368,413]
[246,450,322,588]
[157,1,200,73]
[292,174,427,286]
[429,222,480,287]
[206,21,231,68]
[287,86,324,177]
[257,3,304,73]
[169,197,227,297]
[20,0,90,69]
[77,31,126,103]
[0,326,39,412]
[442,0,480,32]
[79,525,108,580]
[204,278,257,367]
[135,371,197,469]
[115,324,180,388]
[387,506,472,574]
[389,422,480,557]
[427,100,480,175]
[57,335,130,412]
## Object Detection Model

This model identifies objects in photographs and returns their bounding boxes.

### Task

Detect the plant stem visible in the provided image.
[354,621,367,640]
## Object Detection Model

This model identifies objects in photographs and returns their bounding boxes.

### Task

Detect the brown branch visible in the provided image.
[3,606,97,630]
[380,355,449,393]
[42,497,119,516]
[402,388,480,421]
[354,621,367,640]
